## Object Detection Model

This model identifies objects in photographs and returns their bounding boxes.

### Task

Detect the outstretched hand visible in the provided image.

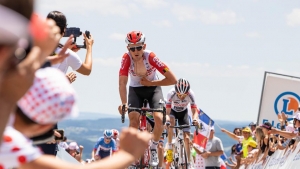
[119,127,152,159]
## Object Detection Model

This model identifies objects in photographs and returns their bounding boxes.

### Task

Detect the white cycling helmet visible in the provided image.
[112,129,119,137]
[103,129,113,138]
[175,78,190,94]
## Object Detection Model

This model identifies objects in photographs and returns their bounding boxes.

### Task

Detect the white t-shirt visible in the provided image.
[0,126,43,169]
[51,47,82,73]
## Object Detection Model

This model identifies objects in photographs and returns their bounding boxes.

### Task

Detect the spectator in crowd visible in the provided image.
[244,140,259,165]
[225,144,237,169]
[0,0,61,143]
[74,145,84,164]
[46,10,94,83]
[233,128,242,137]
[58,136,68,150]
[221,126,253,158]
[249,122,257,140]
[200,126,224,169]
[260,122,275,157]
[67,142,80,157]
[255,127,268,160]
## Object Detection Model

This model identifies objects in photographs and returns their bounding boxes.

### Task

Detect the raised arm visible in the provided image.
[270,128,297,139]
[76,33,94,75]
[221,128,240,141]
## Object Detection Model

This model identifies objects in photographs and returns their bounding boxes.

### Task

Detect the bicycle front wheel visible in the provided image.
[181,144,188,169]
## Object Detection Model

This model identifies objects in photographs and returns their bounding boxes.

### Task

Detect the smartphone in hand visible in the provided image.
[54,129,64,141]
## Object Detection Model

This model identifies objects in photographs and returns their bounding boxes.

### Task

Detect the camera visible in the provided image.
[63,27,90,49]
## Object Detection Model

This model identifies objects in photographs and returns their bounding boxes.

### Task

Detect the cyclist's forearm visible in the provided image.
[91,149,96,158]
[166,108,171,115]
[191,108,198,120]
[150,77,176,86]
[119,84,127,104]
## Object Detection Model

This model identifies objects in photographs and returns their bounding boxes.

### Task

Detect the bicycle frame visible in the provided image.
[127,99,165,169]
[170,120,199,169]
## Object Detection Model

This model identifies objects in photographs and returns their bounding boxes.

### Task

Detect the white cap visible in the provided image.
[293,113,300,120]
[211,126,215,130]
[68,142,79,150]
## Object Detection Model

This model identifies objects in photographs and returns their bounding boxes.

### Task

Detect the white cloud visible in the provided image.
[152,20,172,27]
[172,4,243,25]
[245,32,261,38]
[199,10,241,25]
[287,9,300,27]
[135,0,169,9]
[172,4,198,21]
[110,33,126,41]
[35,0,140,18]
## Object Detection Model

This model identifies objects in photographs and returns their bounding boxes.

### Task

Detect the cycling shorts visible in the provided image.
[98,150,110,159]
[170,109,190,132]
[128,86,164,113]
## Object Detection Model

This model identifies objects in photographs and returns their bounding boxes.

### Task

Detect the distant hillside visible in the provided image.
[58,118,248,160]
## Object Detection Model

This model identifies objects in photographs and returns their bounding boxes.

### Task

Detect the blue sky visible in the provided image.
[35,0,300,122]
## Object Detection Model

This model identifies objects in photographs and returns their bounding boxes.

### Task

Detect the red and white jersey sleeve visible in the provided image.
[0,126,43,169]
[119,53,131,77]
[147,52,169,75]
[166,88,197,112]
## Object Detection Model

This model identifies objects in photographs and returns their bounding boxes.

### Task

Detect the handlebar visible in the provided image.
[170,124,199,135]
[121,105,125,123]
[127,107,163,112]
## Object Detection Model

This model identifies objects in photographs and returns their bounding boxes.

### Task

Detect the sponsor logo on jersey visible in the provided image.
[163,67,169,73]
[152,57,164,67]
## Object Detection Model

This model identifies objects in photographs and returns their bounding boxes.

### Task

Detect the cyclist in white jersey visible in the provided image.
[165,78,199,168]
[112,129,120,150]
[118,31,177,167]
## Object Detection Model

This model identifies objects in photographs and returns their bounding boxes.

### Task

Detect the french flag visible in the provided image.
[220,154,227,169]
[193,109,214,151]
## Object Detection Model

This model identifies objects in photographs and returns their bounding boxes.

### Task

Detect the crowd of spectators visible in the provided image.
[219,111,300,169]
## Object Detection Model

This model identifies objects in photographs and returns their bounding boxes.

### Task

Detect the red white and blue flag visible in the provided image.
[220,154,227,169]
[193,109,214,169]
[193,109,214,151]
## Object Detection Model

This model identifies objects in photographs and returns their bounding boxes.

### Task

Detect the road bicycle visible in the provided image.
[169,121,198,169]
[122,99,166,169]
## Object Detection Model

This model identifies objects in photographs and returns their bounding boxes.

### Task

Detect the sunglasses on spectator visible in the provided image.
[128,46,143,52]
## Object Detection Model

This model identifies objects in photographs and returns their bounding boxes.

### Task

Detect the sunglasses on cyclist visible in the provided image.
[176,93,188,97]
[128,46,143,52]
[105,137,112,140]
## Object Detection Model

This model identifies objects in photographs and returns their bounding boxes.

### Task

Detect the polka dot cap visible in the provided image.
[0,126,43,168]
[17,67,78,124]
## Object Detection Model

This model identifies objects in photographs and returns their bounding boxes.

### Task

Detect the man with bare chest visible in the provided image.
[118,31,177,167]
